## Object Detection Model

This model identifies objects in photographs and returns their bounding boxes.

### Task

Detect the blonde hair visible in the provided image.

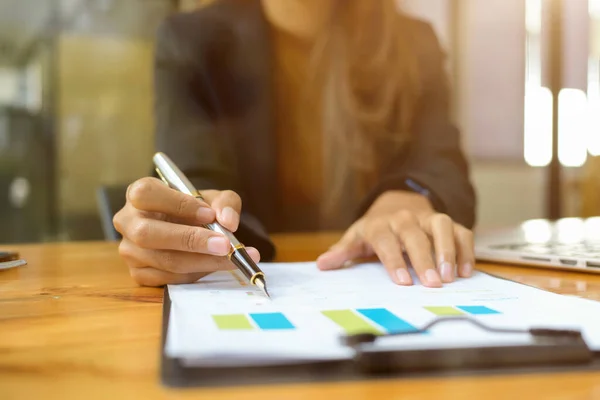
[311,0,422,217]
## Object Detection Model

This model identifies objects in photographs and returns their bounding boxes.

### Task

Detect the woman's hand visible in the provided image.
[316,190,474,287]
[113,177,259,286]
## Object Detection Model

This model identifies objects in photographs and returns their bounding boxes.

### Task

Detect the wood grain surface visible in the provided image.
[2,232,600,399]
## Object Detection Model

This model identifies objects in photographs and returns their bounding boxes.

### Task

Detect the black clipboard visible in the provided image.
[160,287,600,388]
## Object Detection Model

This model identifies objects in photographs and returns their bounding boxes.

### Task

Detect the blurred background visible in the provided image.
[0,0,598,244]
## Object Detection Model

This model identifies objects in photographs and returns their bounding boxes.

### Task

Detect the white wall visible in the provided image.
[541,0,589,90]
[593,14,600,57]
[455,0,526,160]
[471,162,546,230]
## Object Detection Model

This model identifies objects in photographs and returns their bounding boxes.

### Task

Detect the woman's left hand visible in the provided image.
[316,190,475,288]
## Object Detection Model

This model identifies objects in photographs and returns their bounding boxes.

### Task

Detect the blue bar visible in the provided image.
[356,308,419,333]
[249,312,295,330]
[456,306,500,315]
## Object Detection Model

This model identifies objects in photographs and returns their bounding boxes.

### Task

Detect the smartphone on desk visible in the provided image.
[0,251,26,270]
[0,251,19,262]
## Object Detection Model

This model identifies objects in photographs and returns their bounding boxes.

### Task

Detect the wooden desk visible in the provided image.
[2,233,600,399]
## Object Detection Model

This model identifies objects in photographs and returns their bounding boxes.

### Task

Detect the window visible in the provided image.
[524,0,598,167]
[524,0,552,167]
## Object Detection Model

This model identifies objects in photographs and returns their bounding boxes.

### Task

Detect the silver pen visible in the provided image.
[153,152,270,298]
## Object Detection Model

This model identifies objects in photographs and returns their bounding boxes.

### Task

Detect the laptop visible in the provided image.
[474,217,600,273]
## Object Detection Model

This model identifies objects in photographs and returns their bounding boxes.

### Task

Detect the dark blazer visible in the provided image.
[153,0,476,261]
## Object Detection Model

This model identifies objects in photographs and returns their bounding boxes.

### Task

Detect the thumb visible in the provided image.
[316,232,367,270]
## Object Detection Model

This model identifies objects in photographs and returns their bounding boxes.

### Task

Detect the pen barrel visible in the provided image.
[206,222,241,247]
[230,247,263,284]
[206,222,264,284]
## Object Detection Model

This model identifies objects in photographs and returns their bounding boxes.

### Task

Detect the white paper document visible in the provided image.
[165,262,600,366]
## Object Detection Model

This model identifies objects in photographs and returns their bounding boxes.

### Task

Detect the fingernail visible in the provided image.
[425,269,442,286]
[316,251,343,270]
[207,236,229,255]
[396,269,412,285]
[197,207,215,221]
[461,262,473,277]
[440,262,455,282]
[316,252,333,268]
[221,207,239,228]
[317,249,337,261]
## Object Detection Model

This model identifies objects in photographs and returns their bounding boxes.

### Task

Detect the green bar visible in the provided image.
[424,306,464,316]
[212,314,254,330]
[322,310,382,335]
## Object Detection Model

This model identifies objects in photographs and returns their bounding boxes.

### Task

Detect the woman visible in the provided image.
[113,0,477,289]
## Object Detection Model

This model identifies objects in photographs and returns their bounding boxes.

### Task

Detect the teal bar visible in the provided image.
[249,312,295,330]
[357,308,419,333]
[456,306,500,315]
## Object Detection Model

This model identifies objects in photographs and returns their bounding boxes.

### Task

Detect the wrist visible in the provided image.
[367,190,435,218]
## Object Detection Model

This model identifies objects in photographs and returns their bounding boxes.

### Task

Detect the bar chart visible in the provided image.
[211,306,501,333]
[322,308,419,335]
[212,312,296,330]
[425,305,500,316]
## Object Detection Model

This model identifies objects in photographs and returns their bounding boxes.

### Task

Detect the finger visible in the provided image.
[122,238,260,274]
[119,238,236,274]
[121,240,261,286]
[391,211,442,288]
[127,177,216,224]
[201,190,242,232]
[316,222,370,270]
[124,217,230,255]
[245,247,261,264]
[455,225,475,277]
[422,214,456,283]
[362,220,412,285]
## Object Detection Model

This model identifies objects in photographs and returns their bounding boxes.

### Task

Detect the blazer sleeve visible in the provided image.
[357,22,477,229]
[153,17,276,260]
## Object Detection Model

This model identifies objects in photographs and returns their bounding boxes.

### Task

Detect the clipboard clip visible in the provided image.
[341,317,593,374]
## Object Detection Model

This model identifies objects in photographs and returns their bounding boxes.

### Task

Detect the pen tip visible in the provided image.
[261,283,270,298]
[255,276,270,299]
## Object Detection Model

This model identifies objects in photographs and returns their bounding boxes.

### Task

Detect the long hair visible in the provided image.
[192,0,423,224]
[310,0,422,218]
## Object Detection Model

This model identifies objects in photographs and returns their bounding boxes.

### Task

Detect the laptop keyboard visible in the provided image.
[489,242,600,260]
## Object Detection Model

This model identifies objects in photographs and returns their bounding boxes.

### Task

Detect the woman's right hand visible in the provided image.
[113,177,260,286]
